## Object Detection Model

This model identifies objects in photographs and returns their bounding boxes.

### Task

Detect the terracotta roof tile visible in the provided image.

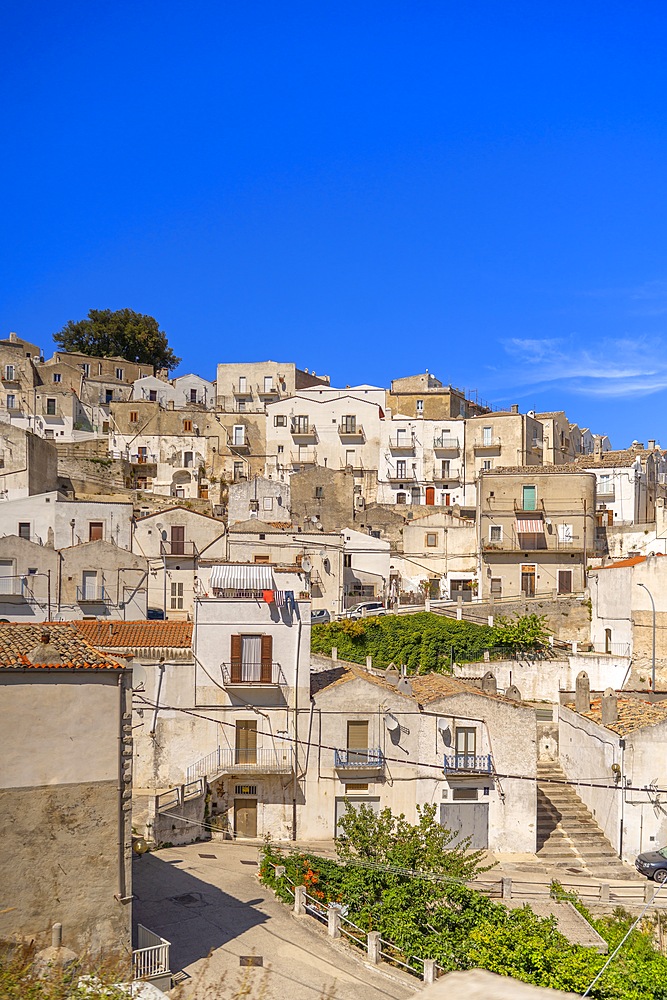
[72,620,193,649]
[568,696,667,736]
[593,554,665,570]
[0,623,123,670]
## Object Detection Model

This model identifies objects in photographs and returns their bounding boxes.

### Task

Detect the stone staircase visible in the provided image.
[537,760,640,879]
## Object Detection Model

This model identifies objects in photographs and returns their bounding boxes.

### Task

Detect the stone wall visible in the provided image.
[481,596,591,644]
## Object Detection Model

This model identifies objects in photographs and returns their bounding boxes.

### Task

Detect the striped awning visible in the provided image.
[209,564,275,590]
[515,519,544,534]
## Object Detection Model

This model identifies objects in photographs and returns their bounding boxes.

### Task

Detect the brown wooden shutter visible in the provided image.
[347,720,369,752]
[260,634,273,683]
[230,634,242,683]
[235,720,257,764]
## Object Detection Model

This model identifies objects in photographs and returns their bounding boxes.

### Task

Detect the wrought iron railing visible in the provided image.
[76,585,109,602]
[221,661,286,685]
[443,753,493,773]
[186,746,294,781]
[334,747,384,769]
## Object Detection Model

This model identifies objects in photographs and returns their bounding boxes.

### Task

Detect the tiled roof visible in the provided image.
[311,660,521,707]
[0,623,123,670]
[594,554,665,570]
[72,620,193,649]
[568,696,667,736]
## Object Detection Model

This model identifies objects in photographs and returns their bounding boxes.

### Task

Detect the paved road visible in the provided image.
[133,843,417,1000]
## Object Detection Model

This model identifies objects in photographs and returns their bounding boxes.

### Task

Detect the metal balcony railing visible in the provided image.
[290,450,317,465]
[389,435,416,451]
[334,747,384,770]
[160,540,198,557]
[597,487,616,500]
[433,471,460,483]
[386,469,417,482]
[443,753,493,773]
[291,421,316,436]
[258,383,280,395]
[433,436,460,451]
[338,423,364,437]
[473,438,501,451]
[232,382,252,396]
[186,746,294,781]
[76,585,110,603]
[0,576,25,596]
[133,925,170,983]
[221,661,286,686]
[130,453,158,465]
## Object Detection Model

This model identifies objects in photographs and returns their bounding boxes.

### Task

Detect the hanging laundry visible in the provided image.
[274,590,286,607]
[285,591,296,613]
[262,589,275,604]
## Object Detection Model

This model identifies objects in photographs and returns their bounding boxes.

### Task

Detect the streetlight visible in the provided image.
[636,583,656,694]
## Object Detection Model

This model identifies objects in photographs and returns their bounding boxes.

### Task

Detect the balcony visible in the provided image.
[133,924,171,989]
[334,747,384,772]
[160,540,198,558]
[229,436,250,452]
[340,457,364,471]
[386,469,417,482]
[597,487,616,501]
[129,453,158,466]
[232,383,252,396]
[76,585,110,603]
[0,577,27,601]
[221,661,287,686]
[187,746,294,780]
[290,449,317,466]
[257,383,280,397]
[513,501,545,514]
[338,423,365,440]
[433,471,461,483]
[389,434,416,452]
[433,436,460,453]
[290,422,316,439]
[473,438,501,451]
[443,753,493,774]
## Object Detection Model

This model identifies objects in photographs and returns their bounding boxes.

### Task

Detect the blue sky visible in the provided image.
[2,2,667,447]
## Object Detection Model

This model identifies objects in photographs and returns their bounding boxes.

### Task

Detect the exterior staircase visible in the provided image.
[537,760,640,879]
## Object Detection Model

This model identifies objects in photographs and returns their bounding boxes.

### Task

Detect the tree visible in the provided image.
[491,613,552,653]
[53,309,181,371]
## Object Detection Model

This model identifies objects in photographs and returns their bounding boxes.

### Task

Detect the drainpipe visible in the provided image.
[292,611,303,841]
[116,671,129,901]
[150,658,166,735]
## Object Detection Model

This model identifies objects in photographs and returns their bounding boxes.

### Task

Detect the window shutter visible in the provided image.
[347,720,369,751]
[260,635,273,683]
[230,634,242,683]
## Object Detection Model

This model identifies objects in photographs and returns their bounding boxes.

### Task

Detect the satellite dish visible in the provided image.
[437,720,452,745]
[384,713,400,733]
[301,557,312,573]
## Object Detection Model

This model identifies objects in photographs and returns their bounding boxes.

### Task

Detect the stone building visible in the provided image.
[0,491,134,549]
[589,553,667,669]
[464,410,545,499]
[289,466,356,533]
[226,474,291,526]
[393,509,478,601]
[0,423,58,499]
[216,360,329,413]
[387,372,489,420]
[477,467,597,601]
[303,661,537,852]
[377,416,466,508]
[0,623,133,958]
[579,444,667,528]
[132,372,215,409]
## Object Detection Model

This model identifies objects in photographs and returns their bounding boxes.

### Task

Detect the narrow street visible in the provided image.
[133,843,417,1000]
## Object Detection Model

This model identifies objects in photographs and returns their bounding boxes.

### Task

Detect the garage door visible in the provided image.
[440,803,489,849]
[335,797,380,837]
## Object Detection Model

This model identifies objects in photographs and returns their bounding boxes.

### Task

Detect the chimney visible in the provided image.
[648,440,656,451]
[601,687,618,726]
[575,671,591,713]
[510,404,519,414]
[8,332,17,343]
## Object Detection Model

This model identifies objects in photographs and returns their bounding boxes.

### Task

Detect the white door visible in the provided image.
[82,570,97,600]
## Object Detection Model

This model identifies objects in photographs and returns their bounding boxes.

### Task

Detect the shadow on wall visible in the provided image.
[132,852,268,973]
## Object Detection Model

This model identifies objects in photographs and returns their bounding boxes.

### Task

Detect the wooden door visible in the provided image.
[440,803,489,849]
[234,798,257,838]
[170,525,185,555]
[347,720,369,763]
[521,564,536,597]
[425,486,435,505]
[235,720,257,765]
[260,634,273,683]
[558,570,572,595]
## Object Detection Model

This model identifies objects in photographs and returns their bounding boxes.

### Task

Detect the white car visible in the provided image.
[340,601,386,620]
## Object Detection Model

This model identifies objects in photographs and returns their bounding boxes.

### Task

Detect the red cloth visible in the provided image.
[262,589,275,604]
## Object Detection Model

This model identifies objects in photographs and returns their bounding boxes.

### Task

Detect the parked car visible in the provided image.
[311,609,331,624]
[341,601,386,620]
[635,847,667,882]
[147,607,166,620]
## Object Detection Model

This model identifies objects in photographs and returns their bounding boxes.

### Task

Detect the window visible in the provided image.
[170,525,185,555]
[411,487,421,505]
[190,388,198,403]
[396,492,406,504]
[237,399,246,412]
[149,389,157,402]
[233,461,244,481]
[490,577,502,595]
[347,720,369,761]
[183,419,193,433]
[489,525,502,542]
[482,459,493,471]
[425,532,438,547]
[253,554,270,563]
[341,415,356,433]
[264,375,274,392]
[105,389,113,403]
[452,788,479,801]
[230,634,273,683]
[522,485,537,511]
[4,365,14,380]
[81,570,98,600]
[129,411,138,423]
[291,415,309,434]
[274,414,287,427]
[249,499,259,512]
[18,522,30,540]
[88,522,103,542]
[183,451,193,468]
[233,425,245,446]
[343,554,352,568]
[455,726,476,757]
[238,376,247,393]
[235,718,257,765]
[558,570,572,595]
[6,394,15,409]
[170,581,184,610]
[277,445,284,454]
[396,460,407,479]
[441,460,450,478]
[263,497,273,510]
[482,426,493,446]
[315,486,324,499]
[416,399,423,414]
[345,783,369,793]
[81,363,90,377]
[396,427,408,446]
[115,367,124,380]
[46,398,56,415]
[52,373,61,383]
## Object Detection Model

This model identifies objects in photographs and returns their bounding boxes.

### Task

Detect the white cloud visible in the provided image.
[492,335,667,399]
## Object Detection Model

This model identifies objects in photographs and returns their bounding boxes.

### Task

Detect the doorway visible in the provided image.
[425,486,435,505]
[521,564,536,598]
[234,798,258,838]
[440,802,489,849]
